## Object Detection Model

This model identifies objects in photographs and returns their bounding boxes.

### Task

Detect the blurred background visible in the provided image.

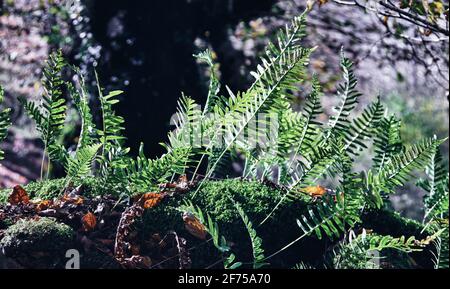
[0,0,448,219]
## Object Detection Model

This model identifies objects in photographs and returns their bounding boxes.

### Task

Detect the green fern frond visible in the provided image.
[365,234,424,253]
[0,87,11,160]
[167,95,202,149]
[431,225,449,269]
[233,200,267,269]
[333,230,425,269]
[65,143,101,180]
[95,71,126,148]
[376,137,444,193]
[296,202,345,240]
[326,50,361,139]
[68,68,97,150]
[192,12,312,193]
[126,143,192,192]
[289,76,323,166]
[293,262,315,269]
[20,50,69,167]
[341,97,384,156]
[373,115,403,172]
[419,147,449,219]
[194,50,221,115]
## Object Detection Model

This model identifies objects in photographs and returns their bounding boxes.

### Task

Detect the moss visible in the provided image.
[0,177,436,268]
[193,179,284,223]
[362,209,428,237]
[362,209,434,268]
[0,189,7,204]
[141,179,316,268]
[0,176,128,204]
[0,217,74,268]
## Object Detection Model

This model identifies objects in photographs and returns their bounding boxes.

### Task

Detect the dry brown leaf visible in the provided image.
[82,212,97,231]
[35,200,53,211]
[61,193,84,205]
[318,0,328,7]
[183,212,207,240]
[141,192,164,209]
[8,185,30,205]
[302,185,327,197]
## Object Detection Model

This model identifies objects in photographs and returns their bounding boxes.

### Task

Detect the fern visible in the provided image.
[333,230,426,269]
[373,115,403,172]
[68,68,96,150]
[126,143,192,192]
[65,143,101,180]
[19,50,69,176]
[194,50,221,115]
[95,71,126,152]
[417,147,449,221]
[232,200,267,269]
[0,87,11,160]
[326,50,362,140]
[287,76,323,170]
[191,12,312,193]
[376,137,444,193]
[341,97,384,156]
[430,224,449,269]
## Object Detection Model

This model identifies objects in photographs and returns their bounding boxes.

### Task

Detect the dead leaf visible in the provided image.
[302,186,327,197]
[82,212,97,231]
[35,200,53,211]
[61,193,84,205]
[141,193,164,209]
[318,0,328,7]
[8,185,30,205]
[183,212,207,240]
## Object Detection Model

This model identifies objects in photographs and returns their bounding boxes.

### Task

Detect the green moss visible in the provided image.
[141,179,314,268]
[0,217,74,268]
[0,189,7,203]
[362,209,434,268]
[362,209,428,237]
[0,176,128,204]
[193,179,284,223]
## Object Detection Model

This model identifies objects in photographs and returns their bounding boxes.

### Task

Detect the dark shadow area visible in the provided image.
[91,0,276,157]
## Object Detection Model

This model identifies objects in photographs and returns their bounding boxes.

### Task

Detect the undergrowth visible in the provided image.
[0,10,448,269]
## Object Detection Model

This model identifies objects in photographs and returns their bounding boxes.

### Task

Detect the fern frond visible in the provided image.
[20,50,68,166]
[95,71,126,148]
[167,95,202,149]
[341,97,384,156]
[126,143,192,192]
[431,225,449,269]
[194,50,221,115]
[296,202,346,240]
[418,147,449,221]
[289,76,323,166]
[293,262,315,269]
[65,143,101,179]
[333,230,425,269]
[68,68,97,150]
[373,115,403,172]
[365,234,424,253]
[233,200,267,269]
[0,87,11,160]
[326,50,361,139]
[192,12,311,193]
[376,137,444,193]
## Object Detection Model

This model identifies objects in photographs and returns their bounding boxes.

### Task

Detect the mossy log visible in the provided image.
[0,178,434,269]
